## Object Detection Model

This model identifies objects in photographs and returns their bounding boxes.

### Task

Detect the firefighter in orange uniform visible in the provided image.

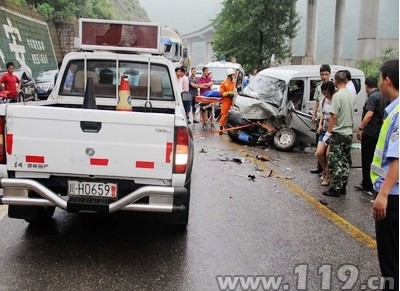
[219,68,236,135]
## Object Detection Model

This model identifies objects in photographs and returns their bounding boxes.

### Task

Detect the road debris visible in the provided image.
[256,155,270,161]
[236,174,256,181]
[231,158,243,164]
[320,199,328,206]
[199,148,207,153]
[275,176,295,180]
[260,170,273,178]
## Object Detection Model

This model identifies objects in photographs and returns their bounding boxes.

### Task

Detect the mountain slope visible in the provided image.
[107,0,149,21]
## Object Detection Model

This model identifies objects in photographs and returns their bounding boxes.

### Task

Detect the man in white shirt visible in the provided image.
[178,67,191,123]
[345,70,357,96]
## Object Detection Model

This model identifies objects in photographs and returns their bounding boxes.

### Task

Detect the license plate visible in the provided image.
[68,181,117,198]
[238,132,251,142]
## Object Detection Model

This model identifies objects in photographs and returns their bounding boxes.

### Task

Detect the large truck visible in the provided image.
[0,18,194,229]
[160,27,188,69]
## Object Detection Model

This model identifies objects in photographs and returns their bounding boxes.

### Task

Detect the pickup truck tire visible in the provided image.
[24,206,56,224]
[162,134,193,230]
[273,128,296,152]
[162,180,191,230]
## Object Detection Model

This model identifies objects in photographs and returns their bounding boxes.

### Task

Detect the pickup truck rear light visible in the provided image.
[173,126,189,174]
[0,116,5,163]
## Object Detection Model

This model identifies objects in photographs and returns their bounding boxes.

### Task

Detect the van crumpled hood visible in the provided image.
[234,95,279,120]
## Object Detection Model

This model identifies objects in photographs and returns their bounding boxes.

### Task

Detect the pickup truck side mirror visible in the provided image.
[181,92,192,102]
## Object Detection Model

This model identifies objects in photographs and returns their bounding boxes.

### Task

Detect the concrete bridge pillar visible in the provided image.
[356,0,380,60]
[305,0,318,64]
[333,0,345,64]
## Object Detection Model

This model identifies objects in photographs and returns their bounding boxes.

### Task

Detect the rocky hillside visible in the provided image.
[109,0,150,22]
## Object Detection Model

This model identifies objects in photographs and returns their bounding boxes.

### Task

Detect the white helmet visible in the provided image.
[226,68,236,76]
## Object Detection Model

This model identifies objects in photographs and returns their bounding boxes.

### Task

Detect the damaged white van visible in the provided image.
[227,65,366,151]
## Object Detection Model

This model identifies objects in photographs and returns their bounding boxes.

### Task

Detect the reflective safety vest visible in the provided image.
[370,103,399,183]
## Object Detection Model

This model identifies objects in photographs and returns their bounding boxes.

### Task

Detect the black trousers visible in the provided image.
[361,134,378,191]
[376,195,399,291]
[315,126,322,170]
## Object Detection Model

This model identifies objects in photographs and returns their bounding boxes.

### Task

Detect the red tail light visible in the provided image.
[173,126,189,173]
[0,117,5,164]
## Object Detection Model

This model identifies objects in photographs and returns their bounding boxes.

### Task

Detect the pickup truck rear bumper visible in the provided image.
[0,178,187,214]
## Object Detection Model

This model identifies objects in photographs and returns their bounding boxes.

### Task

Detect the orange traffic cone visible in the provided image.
[116,76,132,111]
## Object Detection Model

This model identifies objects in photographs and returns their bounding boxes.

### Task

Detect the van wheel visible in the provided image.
[274,128,296,152]
[25,206,55,224]
[18,92,25,103]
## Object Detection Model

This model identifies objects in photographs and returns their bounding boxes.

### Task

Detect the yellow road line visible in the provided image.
[226,138,377,251]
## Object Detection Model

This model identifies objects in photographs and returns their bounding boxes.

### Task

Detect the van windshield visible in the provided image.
[208,67,229,85]
[243,75,285,108]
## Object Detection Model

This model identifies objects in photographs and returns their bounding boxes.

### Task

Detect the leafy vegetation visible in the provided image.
[212,0,299,72]
[357,47,399,79]
[14,0,149,23]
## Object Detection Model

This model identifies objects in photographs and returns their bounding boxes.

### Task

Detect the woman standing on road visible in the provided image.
[317,81,335,186]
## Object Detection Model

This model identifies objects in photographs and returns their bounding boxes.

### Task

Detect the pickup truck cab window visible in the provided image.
[60,59,174,101]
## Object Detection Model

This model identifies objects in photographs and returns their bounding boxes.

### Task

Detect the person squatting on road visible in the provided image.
[355,76,385,196]
[322,70,355,197]
[371,59,399,291]
[0,61,21,101]
[219,68,236,135]
[316,80,335,186]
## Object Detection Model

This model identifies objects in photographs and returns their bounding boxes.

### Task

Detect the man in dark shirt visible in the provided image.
[355,76,385,195]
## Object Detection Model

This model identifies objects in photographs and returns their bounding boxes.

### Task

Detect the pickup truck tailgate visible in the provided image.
[5,106,175,180]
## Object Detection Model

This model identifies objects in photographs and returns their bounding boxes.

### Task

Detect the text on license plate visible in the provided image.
[238,132,251,142]
[68,181,117,198]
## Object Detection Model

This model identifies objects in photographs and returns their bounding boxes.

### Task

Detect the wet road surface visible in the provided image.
[0,125,381,290]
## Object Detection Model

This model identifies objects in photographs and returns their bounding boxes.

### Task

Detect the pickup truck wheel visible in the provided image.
[273,128,296,152]
[162,180,191,230]
[25,206,55,224]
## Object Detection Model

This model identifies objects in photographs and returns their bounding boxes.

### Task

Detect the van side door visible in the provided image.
[304,78,321,115]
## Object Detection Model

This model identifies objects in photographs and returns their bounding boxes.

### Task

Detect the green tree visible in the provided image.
[212,0,299,72]
[20,0,148,23]
[357,47,399,79]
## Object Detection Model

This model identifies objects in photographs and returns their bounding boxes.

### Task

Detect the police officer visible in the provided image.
[371,59,399,291]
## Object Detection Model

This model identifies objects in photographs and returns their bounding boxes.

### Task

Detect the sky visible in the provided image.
[138,0,223,34]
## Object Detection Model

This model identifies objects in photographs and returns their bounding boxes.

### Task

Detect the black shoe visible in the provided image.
[219,126,223,135]
[341,182,347,195]
[310,168,323,174]
[354,185,364,191]
[187,120,191,124]
[193,120,199,124]
[322,187,341,197]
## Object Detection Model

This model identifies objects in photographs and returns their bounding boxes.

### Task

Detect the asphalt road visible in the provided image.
[0,125,382,291]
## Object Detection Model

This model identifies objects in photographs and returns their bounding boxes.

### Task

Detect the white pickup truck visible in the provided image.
[0,19,194,228]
